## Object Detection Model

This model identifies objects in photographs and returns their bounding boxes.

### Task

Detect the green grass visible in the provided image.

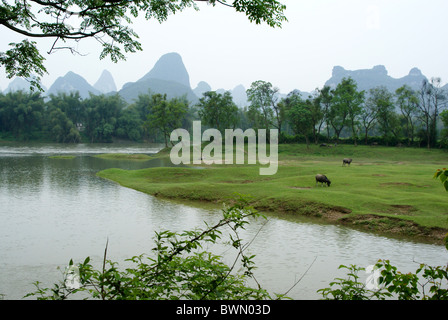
[97,144,448,243]
[93,153,152,161]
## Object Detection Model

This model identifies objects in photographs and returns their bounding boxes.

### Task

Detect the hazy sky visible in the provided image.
[1,0,447,94]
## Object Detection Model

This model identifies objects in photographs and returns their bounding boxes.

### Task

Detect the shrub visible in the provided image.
[25,195,283,300]
[318,234,448,300]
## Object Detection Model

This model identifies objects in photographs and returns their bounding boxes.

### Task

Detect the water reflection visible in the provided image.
[0,142,163,156]
[0,142,447,300]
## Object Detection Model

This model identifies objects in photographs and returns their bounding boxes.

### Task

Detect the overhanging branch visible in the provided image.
[0,19,109,39]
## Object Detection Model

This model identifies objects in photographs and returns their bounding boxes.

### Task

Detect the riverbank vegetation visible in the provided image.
[98,143,448,244]
[1,76,448,150]
[26,196,283,300]
[319,255,448,300]
[26,194,448,300]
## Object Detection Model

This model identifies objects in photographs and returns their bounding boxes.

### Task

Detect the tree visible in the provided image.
[145,93,189,147]
[309,93,325,144]
[0,0,287,90]
[395,85,419,146]
[282,90,313,148]
[315,85,333,141]
[236,106,252,130]
[440,109,448,148]
[46,92,85,128]
[83,93,125,143]
[132,91,156,140]
[327,83,349,143]
[330,78,364,145]
[246,80,281,134]
[0,90,44,139]
[359,96,378,145]
[0,39,46,91]
[417,78,447,149]
[368,86,400,144]
[47,107,81,143]
[116,107,143,141]
[197,91,238,133]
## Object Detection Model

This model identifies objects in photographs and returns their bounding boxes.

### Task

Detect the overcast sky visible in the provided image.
[1,0,447,94]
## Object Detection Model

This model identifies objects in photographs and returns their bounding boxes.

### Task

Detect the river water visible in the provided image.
[0,142,447,300]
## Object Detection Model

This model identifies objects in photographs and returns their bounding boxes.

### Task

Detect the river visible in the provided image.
[0,142,447,300]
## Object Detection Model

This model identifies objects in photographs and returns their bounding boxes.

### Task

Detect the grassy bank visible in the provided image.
[97,144,448,243]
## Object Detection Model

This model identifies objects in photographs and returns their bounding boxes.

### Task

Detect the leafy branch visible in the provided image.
[1,0,287,90]
[318,259,448,300]
[434,168,448,191]
[25,194,287,300]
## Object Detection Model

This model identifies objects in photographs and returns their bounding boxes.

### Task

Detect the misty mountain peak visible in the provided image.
[94,70,117,93]
[326,64,427,92]
[5,77,33,92]
[372,65,387,75]
[332,66,346,77]
[193,81,212,98]
[139,52,190,88]
[408,67,423,77]
[48,71,100,99]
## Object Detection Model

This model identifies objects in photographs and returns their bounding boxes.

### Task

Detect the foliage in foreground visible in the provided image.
[25,195,284,300]
[24,185,448,300]
[1,1,287,90]
[318,235,448,300]
[434,168,448,191]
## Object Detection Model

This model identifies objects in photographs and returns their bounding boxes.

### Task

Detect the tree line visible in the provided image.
[1,76,447,148]
[245,77,448,149]
[0,90,192,144]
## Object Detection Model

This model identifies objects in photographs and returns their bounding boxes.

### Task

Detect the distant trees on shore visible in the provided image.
[1,76,447,148]
[245,77,448,149]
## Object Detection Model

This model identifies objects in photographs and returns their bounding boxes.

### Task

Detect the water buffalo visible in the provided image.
[342,158,352,166]
[315,174,331,187]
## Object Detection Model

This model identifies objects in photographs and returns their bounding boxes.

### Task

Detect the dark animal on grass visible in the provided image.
[315,174,331,187]
[342,158,352,166]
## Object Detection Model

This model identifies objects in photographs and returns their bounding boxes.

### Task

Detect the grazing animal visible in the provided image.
[315,174,331,187]
[342,158,352,166]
